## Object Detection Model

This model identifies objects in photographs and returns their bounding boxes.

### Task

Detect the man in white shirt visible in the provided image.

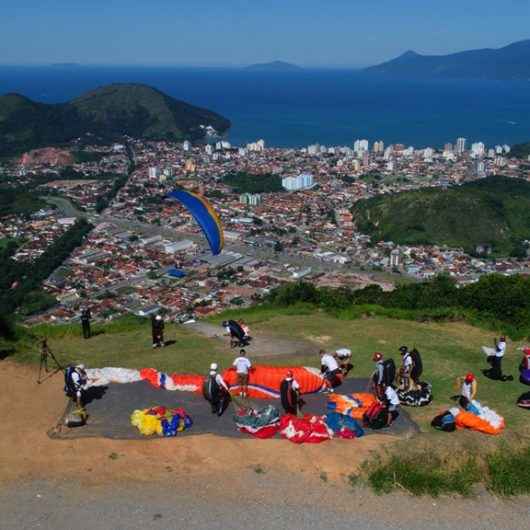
[383,385,400,425]
[335,348,353,377]
[233,350,252,398]
[319,350,342,392]
[488,337,513,381]
[280,370,303,415]
[399,346,413,391]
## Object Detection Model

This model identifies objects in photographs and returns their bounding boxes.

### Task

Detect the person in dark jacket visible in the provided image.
[81,308,91,339]
[203,363,231,416]
[151,314,165,348]
[280,370,304,415]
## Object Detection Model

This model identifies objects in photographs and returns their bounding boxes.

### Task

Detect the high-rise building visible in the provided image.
[182,140,191,152]
[354,139,369,153]
[148,166,159,180]
[373,140,385,154]
[239,193,262,206]
[456,137,467,155]
[205,144,214,155]
[471,142,485,157]
[282,173,314,191]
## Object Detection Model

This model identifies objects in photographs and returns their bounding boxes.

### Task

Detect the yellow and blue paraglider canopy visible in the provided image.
[167,189,224,255]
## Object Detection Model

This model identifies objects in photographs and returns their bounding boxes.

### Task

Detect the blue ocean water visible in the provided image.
[1,65,530,148]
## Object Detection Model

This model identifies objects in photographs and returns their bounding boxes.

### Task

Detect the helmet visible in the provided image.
[399,346,408,354]
[77,363,85,370]
[285,370,294,379]
[239,349,246,355]
[156,315,162,320]
[465,372,475,383]
[210,362,218,371]
[372,352,383,362]
[222,321,228,327]
[499,336,506,342]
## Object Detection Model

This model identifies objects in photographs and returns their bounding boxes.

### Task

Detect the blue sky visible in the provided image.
[3,0,530,66]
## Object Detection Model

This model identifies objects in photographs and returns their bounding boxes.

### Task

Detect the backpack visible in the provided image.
[362,402,388,430]
[202,374,220,401]
[410,348,423,378]
[382,359,396,386]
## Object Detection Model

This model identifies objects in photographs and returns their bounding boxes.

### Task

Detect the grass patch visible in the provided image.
[487,445,530,496]
[253,464,265,474]
[366,454,481,497]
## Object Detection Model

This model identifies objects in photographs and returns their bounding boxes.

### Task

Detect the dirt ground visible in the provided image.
[0,361,397,487]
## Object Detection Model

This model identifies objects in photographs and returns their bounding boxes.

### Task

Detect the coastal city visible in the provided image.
[1,134,530,325]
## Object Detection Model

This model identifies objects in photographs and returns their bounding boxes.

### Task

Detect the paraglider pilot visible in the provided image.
[319,349,343,393]
[81,307,92,339]
[203,363,231,416]
[280,370,304,415]
[64,364,89,407]
[151,314,165,348]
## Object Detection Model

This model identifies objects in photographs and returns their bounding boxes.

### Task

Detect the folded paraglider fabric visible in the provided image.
[130,406,193,437]
[139,368,204,393]
[517,391,530,409]
[327,392,377,420]
[86,367,142,387]
[453,400,505,435]
[324,411,364,439]
[397,382,433,407]
[279,414,333,444]
[234,405,281,439]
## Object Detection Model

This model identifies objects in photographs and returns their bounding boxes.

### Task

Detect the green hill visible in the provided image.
[511,141,530,160]
[0,83,230,156]
[352,176,530,257]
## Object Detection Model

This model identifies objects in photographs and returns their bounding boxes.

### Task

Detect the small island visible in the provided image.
[245,60,302,72]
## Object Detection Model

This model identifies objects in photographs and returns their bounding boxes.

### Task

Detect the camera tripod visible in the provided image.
[37,338,63,384]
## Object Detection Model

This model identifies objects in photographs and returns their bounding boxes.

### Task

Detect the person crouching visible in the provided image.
[382,384,400,426]
[203,363,231,417]
[319,349,343,393]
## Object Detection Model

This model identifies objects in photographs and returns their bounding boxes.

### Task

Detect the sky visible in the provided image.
[2,0,530,67]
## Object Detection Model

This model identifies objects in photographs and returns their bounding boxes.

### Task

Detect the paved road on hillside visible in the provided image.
[1,478,528,530]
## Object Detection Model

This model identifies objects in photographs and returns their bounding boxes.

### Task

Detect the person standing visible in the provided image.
[80,308,91,339]
[280,370,303,415]
[64,364,88,407]
[487,336,512,381]
[203,363,231,416]
[151,314,165,348]
[372,352,385,396]
[398,346,413,391]
[382,384,400,426]
[233,349,252,398]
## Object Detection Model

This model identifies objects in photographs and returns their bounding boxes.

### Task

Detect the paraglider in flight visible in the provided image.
[167,189,224,255]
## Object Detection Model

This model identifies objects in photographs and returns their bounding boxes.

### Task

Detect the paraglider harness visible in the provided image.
[280,378,305,415]
[203,373,230,416]
[224,320,251,348]
[64,365,88,402]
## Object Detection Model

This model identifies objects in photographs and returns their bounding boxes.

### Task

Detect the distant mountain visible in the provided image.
[352,176,530,257]
[511,141,530,160]
[365,39,530,80]
[0,83,230,156]
[245,60,302,72]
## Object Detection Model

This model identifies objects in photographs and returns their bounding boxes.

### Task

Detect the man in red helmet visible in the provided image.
[458,372,478,409]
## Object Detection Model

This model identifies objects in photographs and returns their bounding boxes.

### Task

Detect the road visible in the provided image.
[1,477,528,530]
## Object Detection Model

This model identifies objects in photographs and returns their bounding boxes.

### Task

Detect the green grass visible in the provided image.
[366,454,481,497]
[487,445,530,496]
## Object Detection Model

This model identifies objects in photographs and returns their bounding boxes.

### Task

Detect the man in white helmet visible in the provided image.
[203,363,231,416]
[151,314,165,348]
[64,363,88,407]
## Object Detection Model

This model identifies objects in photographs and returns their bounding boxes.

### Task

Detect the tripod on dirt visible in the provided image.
[37,338,63,384]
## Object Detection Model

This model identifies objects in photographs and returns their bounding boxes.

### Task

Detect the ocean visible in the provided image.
[1,65,530,149]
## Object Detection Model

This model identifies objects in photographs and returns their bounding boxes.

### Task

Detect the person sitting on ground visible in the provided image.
[335,348,354,377]
[233,349,252,398]
[319,349,342,392]
[398,345,414,391]
[64,364,88,407]
[151,314,165,348]
[485,336,512,381]
[457,372,478,409]
[382,384,400,426]
[371,352,385,397]
[280,370,304,415]
[203,363,231,417]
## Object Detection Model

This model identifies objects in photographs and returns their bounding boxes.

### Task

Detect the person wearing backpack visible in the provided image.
[203,363,231,416]
[398,346,413,391]
[64,364,88,406]
[280,370,304,415]
[409,347,423,387]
